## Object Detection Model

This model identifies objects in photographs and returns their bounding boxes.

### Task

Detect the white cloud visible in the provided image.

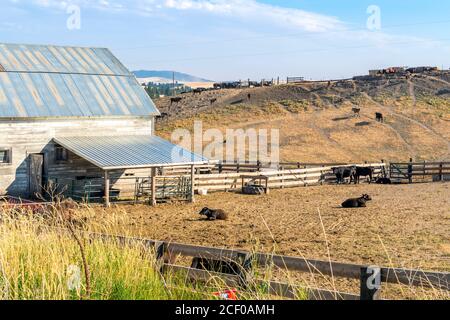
[163,0,343,32]
[14,0,344,32]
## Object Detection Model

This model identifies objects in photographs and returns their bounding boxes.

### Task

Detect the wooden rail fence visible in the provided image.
[90,232,450,300]
[390,160,450,183]
[194,163,386,192]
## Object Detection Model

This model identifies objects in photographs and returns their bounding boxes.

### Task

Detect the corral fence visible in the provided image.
[44,159,448,204]
[286,77,305,84]
[390,160,450,183]
[192,162,386,193]
[88,232,450,300]
[48,175,192,205]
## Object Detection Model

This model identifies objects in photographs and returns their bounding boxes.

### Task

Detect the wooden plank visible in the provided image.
[263,280,359,300]
[162,264,241,287]
[84,233,450,291]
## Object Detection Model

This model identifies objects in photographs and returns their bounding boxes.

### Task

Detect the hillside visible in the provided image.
[154,73,450,162]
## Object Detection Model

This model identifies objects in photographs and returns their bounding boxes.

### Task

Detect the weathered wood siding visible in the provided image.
[0,117,154,196]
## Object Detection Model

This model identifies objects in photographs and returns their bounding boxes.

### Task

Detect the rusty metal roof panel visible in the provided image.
[0,43,159,118]
[54,135,209,170]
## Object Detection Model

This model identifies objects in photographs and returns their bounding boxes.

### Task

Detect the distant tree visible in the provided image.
[144,82,192,99]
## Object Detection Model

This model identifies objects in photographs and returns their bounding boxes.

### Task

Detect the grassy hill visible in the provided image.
[155,73,450,162]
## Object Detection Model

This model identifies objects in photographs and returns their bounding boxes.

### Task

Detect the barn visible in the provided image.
[0,43,207,204]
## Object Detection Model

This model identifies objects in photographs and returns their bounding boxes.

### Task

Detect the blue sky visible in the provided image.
[1,0,449,81]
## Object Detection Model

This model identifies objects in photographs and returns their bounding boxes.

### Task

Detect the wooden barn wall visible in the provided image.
[0,118,153,197]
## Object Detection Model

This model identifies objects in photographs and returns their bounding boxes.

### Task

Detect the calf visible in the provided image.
[341,194,372,208]
[354,167,374,184]
[199,207,228,220]
[210,98,217,105]
[332,166,356,184]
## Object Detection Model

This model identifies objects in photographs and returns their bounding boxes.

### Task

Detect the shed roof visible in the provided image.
[0,43,159,118]
[53,135,208,170]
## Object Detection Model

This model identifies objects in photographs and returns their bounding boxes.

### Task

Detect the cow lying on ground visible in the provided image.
[376,177,392,184]
[341,194,372,208]
[332,166,356,184]
[199,207,228,220]
[354,167,374,184]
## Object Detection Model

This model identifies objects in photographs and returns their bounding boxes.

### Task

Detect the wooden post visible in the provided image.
[104,170,110,207]
[151,168,157,206]
[439,163,444,182]
[190,165,195,203]
[360,267,382,300]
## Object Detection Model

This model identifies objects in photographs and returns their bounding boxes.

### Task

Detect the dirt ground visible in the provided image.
[102,183,450,271]
[91,182,450,299]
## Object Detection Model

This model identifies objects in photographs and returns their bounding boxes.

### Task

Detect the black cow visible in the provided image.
[332,166,356,184]
[354,167,374,184]
[170,97,182,105]
[342,194,372,208]
[376,177,392,184]
[376,112,384,122]
[199,207,228,220]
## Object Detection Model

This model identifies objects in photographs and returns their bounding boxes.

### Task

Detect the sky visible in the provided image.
[0,0,449,81]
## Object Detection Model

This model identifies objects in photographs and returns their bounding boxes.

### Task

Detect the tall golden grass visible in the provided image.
[0,203,301,300]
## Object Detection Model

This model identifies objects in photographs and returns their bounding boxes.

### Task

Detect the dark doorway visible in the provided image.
[29,153,44,199]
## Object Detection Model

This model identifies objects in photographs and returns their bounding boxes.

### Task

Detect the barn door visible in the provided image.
[29,154,44,199]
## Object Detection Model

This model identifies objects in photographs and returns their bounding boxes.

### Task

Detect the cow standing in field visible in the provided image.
[332,166,356,184]
[210,98,217,105]
[352,107,361,117]
[170,97,183,105]
[354,167,374,184]
[376,112,384,123]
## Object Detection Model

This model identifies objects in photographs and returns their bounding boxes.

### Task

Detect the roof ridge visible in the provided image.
[0,42,109,51]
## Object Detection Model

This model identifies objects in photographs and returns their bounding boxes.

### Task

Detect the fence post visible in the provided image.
[104,170,110,207]
[439,163,444,181]
[151,168,157,206]
[190,165,195,203]
[408,158,413,184]
[360,266,382,300]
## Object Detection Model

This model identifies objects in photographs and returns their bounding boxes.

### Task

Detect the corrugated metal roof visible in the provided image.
[0,43,159,118]
[0,44,129,75]
[53,135,208,170]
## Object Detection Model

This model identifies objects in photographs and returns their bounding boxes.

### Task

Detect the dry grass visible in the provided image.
[0,204,307,300]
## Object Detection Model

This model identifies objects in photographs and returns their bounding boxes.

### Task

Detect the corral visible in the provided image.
[87,182,449,299]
